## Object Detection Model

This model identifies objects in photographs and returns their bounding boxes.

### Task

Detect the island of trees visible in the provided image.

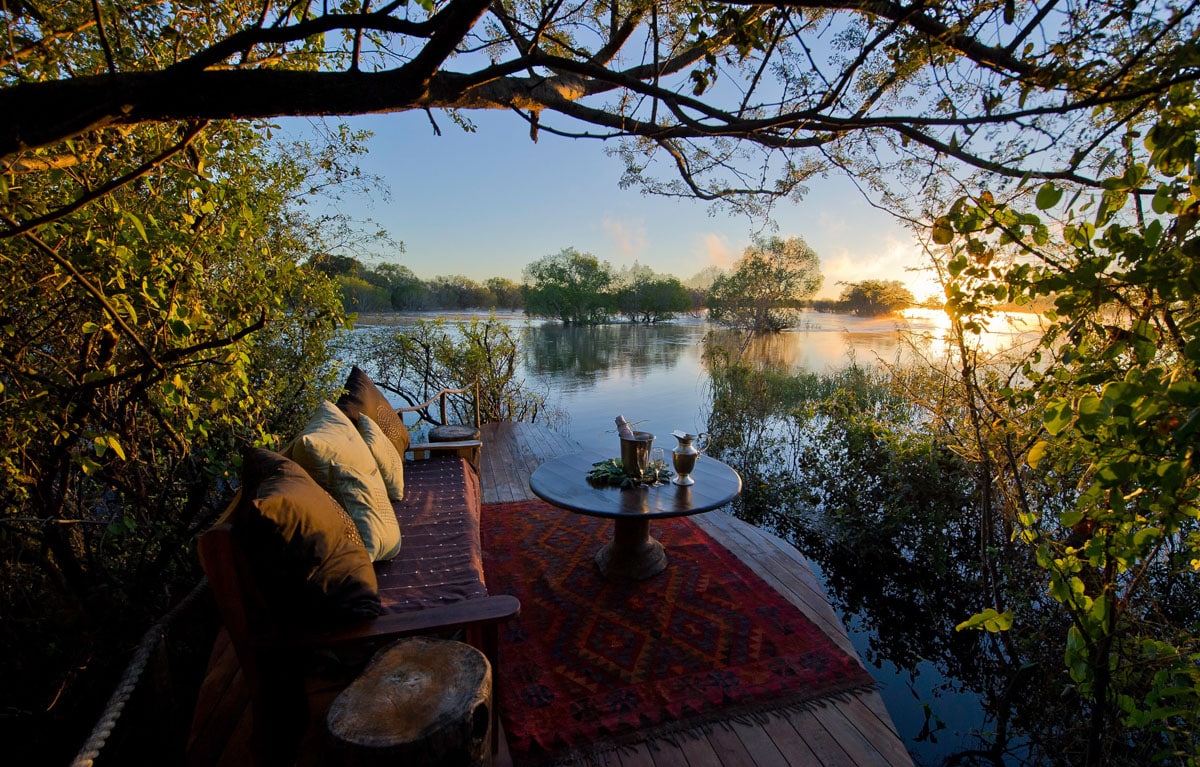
[319,240,916,327]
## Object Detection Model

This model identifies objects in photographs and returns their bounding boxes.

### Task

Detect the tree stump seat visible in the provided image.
[426,425,482,473]
[326,637,493,767]
[428,424,482,442]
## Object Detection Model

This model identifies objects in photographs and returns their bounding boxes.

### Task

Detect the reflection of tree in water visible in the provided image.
[705,326,919,372]
[523,322,694,384]
[705,362,1094,767]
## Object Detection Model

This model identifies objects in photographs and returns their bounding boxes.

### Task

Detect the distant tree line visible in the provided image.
[309,255,526,313]
[522,248,703,325]
[313,246,917,325]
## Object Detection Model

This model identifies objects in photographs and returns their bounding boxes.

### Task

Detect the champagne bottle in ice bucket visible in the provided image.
[615,415,654,481]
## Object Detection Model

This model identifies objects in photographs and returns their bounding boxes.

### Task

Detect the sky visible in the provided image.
[284,111,939,302]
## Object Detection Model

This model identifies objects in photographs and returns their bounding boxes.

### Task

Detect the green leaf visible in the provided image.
[1044,399,1073,435]
[956,608,1013,633]
[1075,394,1105,433]
[1035,183,1062,210]
[1167,380,1200,407]
[932,217,955,245]
[1028,440,1050,468]
[92,435,126,461]
[124,211,148,243]
[947,254,969,277]
[1060,508,1085,528]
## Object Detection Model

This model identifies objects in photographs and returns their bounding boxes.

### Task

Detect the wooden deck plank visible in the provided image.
[810,704,899,766]
[616,744,658,767]
[860,691,905,739]
[678,733,724,767]
[787,708,860,765]
[836,697,914,767]
[721,720,790,767]
[759,714,822,763]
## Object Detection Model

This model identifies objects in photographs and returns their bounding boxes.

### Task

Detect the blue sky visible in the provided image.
[286,112,938,302]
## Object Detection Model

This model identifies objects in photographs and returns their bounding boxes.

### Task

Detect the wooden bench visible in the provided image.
[196,376,517,767]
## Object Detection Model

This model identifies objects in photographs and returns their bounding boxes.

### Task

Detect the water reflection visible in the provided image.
[522,321,695,387]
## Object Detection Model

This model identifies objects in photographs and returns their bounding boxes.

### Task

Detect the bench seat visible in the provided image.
[377,456,488,611]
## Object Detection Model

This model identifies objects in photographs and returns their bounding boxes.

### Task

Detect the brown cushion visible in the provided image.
[238,448,383,623]
[336,366,411,458]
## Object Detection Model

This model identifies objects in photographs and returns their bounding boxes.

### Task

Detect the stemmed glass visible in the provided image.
[650,448,667,485]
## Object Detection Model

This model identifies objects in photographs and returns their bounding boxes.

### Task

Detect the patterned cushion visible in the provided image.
[237,448,382,622]
[358,413,405,501]
[291,401,402,561]
[336,366,411,458]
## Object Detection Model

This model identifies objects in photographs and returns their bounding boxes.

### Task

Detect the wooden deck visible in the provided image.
[479,421,912,767]
[187,421,913,767]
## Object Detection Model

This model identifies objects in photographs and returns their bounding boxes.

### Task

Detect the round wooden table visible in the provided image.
[529,450,742,582]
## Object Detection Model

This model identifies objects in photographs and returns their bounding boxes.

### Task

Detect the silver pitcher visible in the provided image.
[671,431,709,486]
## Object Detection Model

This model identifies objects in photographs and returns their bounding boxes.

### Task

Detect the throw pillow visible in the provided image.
[237,448,382,622]
[358,413,405,501]
[291,400,402,561]
[336,366,411,459]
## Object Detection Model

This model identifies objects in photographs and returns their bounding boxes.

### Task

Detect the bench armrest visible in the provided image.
[259,595,520,650]
[408,439,482,453]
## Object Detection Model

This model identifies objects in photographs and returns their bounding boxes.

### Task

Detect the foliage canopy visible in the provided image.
[3,1,1197,214]
[0,119,357,760]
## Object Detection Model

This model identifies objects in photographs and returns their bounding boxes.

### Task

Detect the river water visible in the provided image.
[349,308,1046,766]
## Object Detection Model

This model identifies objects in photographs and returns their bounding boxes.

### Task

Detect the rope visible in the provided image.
[69,578,210,767]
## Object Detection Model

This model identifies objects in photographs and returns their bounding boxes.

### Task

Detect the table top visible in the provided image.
[529,450,742,520]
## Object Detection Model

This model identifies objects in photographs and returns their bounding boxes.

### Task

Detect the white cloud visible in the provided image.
[694,232,738,268]
[816,209,849,237]
[602,218,647,256]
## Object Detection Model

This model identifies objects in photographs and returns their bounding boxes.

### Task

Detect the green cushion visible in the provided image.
[337,366,411,458]
[238,448,381,622]
[358,413,405,502]
[291,401,402,561]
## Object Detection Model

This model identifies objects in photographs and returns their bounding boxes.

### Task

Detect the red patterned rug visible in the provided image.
[480,500,875,765]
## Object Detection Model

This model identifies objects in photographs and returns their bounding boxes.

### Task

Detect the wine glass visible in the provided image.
[650,447,666,484]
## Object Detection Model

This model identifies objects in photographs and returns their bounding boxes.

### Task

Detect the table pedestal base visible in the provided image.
[595,517,667,581]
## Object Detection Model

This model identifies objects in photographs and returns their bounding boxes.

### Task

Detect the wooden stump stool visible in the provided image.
[326,637,493,767]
